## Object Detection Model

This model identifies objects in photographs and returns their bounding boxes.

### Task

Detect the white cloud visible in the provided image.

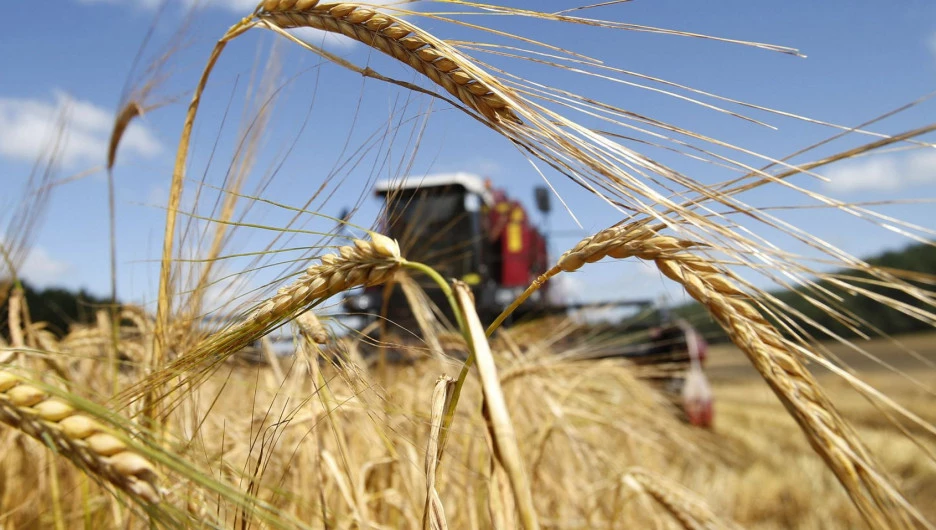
[0,91,162,168]
[824,157,900,193]
[191,0,257,9]
[548,273,585,305]
[20,247,70,287]
[824,150,936,193]
[906,149,936,178]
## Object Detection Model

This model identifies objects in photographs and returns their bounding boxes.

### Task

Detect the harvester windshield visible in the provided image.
[376,174,487,282]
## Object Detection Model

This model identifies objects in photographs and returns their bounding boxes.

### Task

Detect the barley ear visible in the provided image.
[624,468,742,530]
[122,234,403,406]
[557,225,927,529]
[0,370,160,504]
[256,1,520,123]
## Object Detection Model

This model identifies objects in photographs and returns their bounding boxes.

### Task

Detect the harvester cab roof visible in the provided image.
[373,173,495,204]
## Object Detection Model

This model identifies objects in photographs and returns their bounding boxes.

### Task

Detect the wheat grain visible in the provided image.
[0,370,160,504]
[256,1,520,123]
[297,310,329,344]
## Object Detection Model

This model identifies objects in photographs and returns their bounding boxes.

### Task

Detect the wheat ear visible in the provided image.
[623,468,741,530]
[155,1,518,398]
[0,370,160,504]
[256,1,520,123]
[553,224,925,529]
[248,233,401,324]
[123,233,403,405]
[3,286,26,363]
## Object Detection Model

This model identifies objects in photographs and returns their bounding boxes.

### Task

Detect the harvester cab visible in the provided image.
[342,173,550,328]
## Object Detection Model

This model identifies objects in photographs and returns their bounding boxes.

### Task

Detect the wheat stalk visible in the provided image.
[0,370,160,504]
[256,1,520,123]
[454,282,539,530]
[423,375,454,530]
[549,224,927,529]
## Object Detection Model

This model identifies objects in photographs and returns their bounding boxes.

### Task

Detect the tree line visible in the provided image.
[2,241,934,343]
[1,281,114,339]
[673,242,936,343]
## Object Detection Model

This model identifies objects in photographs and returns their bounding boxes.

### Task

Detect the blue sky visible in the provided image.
[1,1,934,313]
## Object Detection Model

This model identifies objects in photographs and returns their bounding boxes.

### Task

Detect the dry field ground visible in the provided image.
[704,332,936,528]
[7,322,936,529]
[160,329,935,530]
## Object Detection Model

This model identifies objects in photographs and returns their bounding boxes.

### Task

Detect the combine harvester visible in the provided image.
[342,173,712,426]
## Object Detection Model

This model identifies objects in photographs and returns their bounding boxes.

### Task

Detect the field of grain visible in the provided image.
[3,322,934,529]
[2,2,935,529]
[707,333,936,528]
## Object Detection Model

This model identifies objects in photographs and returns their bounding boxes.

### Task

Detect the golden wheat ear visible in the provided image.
[0,370,161,504]
[123,233,403,408]
[624,468,743,530]
[257,1,520,123]
[546,223,930,529]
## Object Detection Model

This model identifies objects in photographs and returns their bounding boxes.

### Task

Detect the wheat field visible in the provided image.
[2,2,936,529]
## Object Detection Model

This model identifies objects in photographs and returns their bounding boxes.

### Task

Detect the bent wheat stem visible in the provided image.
[454,282,539,529]
[151,15,255,427]
[401,260,465,333]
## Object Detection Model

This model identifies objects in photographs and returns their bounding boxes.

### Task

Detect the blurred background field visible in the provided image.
[706,332,936,527]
